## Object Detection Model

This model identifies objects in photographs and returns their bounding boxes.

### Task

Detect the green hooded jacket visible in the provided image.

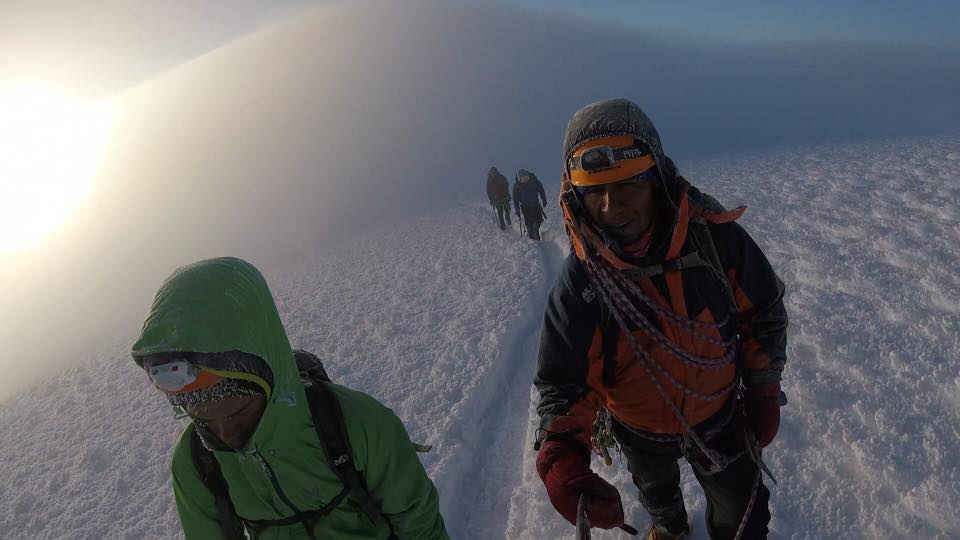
[132,257,449,540]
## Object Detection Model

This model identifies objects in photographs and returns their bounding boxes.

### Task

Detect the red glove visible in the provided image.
[744,382,781,448]
[536,434,624,529]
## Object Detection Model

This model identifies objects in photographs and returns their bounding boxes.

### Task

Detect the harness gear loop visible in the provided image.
[590,408,617,467]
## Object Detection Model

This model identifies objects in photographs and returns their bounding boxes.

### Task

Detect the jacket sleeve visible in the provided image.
[512,182,520,214]
[536,178,547,206]
[534,255,602,444]
[713,222,788,386]
[361,400,450,540]
[170,430,226,539]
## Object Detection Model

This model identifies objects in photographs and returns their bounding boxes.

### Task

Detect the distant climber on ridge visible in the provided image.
[513,168,547,240]
[486,166,512,231]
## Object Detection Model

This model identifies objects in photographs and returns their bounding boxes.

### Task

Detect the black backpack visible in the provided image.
[189,350,388,540]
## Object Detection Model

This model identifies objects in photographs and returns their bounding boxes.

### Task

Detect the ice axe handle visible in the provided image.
[576,493,590,539]
[576,493,638,537]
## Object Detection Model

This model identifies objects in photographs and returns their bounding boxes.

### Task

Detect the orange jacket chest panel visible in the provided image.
[585,272,736,434]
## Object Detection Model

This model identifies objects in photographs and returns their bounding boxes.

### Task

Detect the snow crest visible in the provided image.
[1,134,959,539]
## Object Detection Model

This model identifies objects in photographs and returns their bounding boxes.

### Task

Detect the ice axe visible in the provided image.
[576,493,590,539]
[576,493,639,539]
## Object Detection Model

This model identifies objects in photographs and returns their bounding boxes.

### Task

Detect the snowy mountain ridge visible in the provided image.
[1,134,959,539]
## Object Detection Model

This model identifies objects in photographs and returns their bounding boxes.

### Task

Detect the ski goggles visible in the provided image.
[567,135,656,187]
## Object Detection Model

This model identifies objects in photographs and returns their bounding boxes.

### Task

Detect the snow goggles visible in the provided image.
[567,135,656,187]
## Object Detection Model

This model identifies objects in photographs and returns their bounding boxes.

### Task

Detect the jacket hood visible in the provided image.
[132,257,308,450]
[560,99,743,268]
[562,98,680,196]
[517,168,535,182]
[488,167,507,184]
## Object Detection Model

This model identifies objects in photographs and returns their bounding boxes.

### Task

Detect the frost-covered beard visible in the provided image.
[167,378,262,409]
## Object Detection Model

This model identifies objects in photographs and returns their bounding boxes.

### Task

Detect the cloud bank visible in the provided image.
[1,0,957,400]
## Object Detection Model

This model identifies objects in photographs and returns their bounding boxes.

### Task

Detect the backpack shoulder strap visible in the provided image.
[303,379,385,527]
[688,217,748,378]
[596,299,620,387]
[189,426,244,540]
[688,217,723,275]
[293,349,382,524]
[687,216,738,312]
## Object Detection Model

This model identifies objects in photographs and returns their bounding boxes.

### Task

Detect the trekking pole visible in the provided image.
[541,204,550,241]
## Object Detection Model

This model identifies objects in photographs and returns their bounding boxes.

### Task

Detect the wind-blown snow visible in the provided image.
[1,134,958,538]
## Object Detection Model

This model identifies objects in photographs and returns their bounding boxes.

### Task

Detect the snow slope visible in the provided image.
[1,134,959,539]
[507,135,960,539]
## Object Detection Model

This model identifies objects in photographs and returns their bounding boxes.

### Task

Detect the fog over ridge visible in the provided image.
[1,0,957,401]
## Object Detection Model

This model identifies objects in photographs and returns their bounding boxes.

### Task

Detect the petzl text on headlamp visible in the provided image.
[567,135,655,187]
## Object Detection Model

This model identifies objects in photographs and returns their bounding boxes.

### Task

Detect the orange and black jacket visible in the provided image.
[535,180,788,439]
[487,168,510,203]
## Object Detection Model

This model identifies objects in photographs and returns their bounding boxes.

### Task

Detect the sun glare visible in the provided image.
[0,82,114,252]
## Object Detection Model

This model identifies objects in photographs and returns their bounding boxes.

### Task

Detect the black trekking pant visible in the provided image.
[493,200,511,230]
[613,405,771,539]
[520,204,543,240]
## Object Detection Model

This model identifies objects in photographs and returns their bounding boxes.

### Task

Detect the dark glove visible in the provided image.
[744,382,781,448]
[536,435,624,529]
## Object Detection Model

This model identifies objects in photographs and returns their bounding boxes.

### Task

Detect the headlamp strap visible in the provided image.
[568,142,649,171]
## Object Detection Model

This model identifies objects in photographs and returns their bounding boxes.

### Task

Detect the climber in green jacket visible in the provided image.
[131,257,449,540]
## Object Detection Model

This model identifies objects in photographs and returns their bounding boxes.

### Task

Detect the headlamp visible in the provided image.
[567,135,655,187]
[143,357,224,394]
[146,359,199,392]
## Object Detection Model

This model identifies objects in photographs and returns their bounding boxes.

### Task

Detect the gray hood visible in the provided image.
[561,98,689,261]
[562,98,680,188]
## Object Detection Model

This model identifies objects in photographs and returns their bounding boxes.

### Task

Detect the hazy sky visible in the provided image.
[510,0,960,46]
[0,0,316,97]
[2,0,959,97]
[0,0,958,400]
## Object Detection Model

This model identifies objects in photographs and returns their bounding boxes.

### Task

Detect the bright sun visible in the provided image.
[0,82,114,252]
